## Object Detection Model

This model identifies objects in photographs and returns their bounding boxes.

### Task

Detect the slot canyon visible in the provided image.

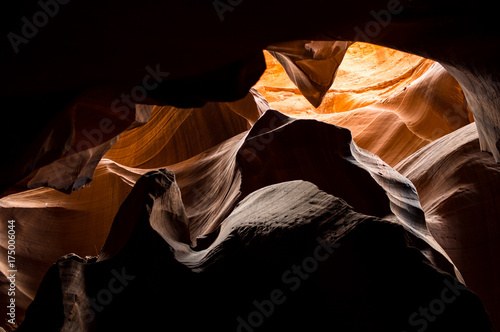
[1,1,499,331]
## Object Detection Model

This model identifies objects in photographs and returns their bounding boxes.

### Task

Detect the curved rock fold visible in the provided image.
[14,111,494,331]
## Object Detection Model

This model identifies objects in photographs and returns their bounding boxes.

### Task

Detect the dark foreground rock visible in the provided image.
[18,170,492,331]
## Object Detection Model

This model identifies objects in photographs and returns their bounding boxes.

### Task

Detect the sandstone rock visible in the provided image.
[256,43,472,166]
[396,123,500,327]
[266,40,352,107]
[18,173,493,331]
[6,110,490,329]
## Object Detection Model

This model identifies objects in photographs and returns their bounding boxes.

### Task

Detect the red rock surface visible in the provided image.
[396,123,500,326]
[14,114,494,331]
[1,7,499,328]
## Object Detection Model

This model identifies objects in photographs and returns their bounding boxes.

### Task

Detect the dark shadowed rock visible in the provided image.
[18,170,492,331]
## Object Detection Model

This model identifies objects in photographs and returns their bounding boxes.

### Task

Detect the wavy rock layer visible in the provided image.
[0,40,497,330]
[255,43,472,166]
[396,123,500,325]
[266,40,352,107]
[9,111,493,330]
[103,88,267,169]
[0,92,266,326]
[0,95,153,196]
[19,172,492,332]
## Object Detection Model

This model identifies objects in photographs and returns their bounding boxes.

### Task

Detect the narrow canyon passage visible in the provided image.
[1,4,500,329]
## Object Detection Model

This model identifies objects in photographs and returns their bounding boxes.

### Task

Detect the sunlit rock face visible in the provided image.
[0,40,499,331]
[14,113,492,331]
[256,43,472,166]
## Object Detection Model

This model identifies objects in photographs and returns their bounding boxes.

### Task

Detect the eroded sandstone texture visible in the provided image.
[1,1,500,330]
[2,107,497,331]
[14,107,494,330]
[17,173,493,331]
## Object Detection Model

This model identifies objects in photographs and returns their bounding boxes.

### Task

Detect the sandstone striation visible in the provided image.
[2,4,500,328]
[256,43,472,166]
[396,123,500,326]
[5,109,496,330]
[18,172,493,331]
